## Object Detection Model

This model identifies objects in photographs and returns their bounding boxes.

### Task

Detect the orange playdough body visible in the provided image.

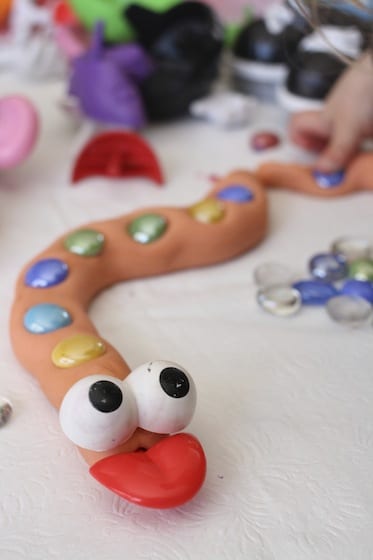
[10,171,267,470]
[0,0,12,26]
[257,152,373,197]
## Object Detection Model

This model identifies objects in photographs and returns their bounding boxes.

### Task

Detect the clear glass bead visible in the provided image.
[253,262,295,289]
[257,285,301,316]
[326,295,372,327]
[331,236,372,263]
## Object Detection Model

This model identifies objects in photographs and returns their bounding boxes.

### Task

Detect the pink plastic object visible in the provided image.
[251,131,280,152]
[0,96,38,168]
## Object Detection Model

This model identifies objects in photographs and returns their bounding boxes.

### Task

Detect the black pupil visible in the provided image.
[89,381,123,413]
[159,367,189,398]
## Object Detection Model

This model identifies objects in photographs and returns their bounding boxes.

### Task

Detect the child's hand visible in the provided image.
[289,53,373,172]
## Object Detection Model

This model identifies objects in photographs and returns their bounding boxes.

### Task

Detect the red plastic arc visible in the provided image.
[72,131,165,186]
[89,433,207,509]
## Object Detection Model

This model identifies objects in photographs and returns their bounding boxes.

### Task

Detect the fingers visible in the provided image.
[289,110,331,152]
[289,110,361,173]
[315,119,360,173]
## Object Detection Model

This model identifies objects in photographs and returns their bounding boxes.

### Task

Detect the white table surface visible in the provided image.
[1,75,373,560]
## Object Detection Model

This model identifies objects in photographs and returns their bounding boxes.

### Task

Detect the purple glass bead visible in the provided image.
[293,280,338,305]
[312,169,345,188]
[309,253,348,282]
[340,279,373,303]
[216,185,254,203]
[25,259,69,288]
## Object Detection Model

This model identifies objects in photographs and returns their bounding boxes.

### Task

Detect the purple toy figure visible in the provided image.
[69,22,154,129]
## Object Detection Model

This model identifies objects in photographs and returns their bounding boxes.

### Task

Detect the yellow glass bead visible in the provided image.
[52,334,106,368]
[188,198,225,224]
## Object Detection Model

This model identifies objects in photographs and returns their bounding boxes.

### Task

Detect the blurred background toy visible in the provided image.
[277,23,364,112]
[66,0,182,43]
[69,21,153,129]
[230,0,371,110]
[190,91,258,128]
[125,1,224,120]
[66,1,224,125]
[0,0,13,28]
[0,0,69,80]
[0,95,38,168]
[231,1,309,102]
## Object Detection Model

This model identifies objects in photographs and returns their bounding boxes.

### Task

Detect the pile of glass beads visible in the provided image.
[255,236,373,326]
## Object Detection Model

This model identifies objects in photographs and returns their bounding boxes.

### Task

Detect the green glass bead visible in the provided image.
[348,259,373,281]
[127,214,168,244]
[188,198,225,224]
[64,229,105,257]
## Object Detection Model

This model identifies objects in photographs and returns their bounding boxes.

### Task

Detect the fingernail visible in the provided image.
[314,157,338,173]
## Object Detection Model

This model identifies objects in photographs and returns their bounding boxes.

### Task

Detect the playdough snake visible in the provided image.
[10,170,267,509]
[257,152,373,197]
[9,138,373,508]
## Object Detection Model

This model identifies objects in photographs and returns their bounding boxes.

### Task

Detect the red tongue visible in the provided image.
[89,433,206,509]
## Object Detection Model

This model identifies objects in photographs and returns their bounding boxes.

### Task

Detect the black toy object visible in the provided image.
[233,19,305,67]
[285,50,347,100]
[232,1,367,108]
[125,1,224,120]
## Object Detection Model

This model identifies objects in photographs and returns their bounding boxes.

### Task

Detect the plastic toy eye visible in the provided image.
[125,361,196,434]
[59,375,137,452]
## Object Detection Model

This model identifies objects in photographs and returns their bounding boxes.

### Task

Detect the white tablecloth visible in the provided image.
[1,76,373,560]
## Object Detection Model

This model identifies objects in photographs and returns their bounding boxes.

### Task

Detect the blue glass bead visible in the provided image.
[293,280,338,305]
[216,185,254,203]
[340,279,373,303]
[312,170,345,188]
[25,258,69,288]
[24,303,72,334]
[309,253,348,282]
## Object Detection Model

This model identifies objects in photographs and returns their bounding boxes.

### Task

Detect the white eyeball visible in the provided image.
[125,360,196,434]
[59,375,138,452]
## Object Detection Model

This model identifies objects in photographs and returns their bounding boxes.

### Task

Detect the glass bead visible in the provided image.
[326,295,372,327]
[312,169,345,188]
[331,236,372,263]
[52,334,106,368]
[348,259,373,281]
[188,198,225,224]
[293,280,338,305]
[251,131,280,151]
[253,262,295,289]
[217,185,254,203]
[24,303,72,334]
[64,229,105,257]
[257,285,301,316]
[309,253,348,282]
[0,398,12,428]
[25,258,69,288]
[127,214,168,244]
[341,279,373,303]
